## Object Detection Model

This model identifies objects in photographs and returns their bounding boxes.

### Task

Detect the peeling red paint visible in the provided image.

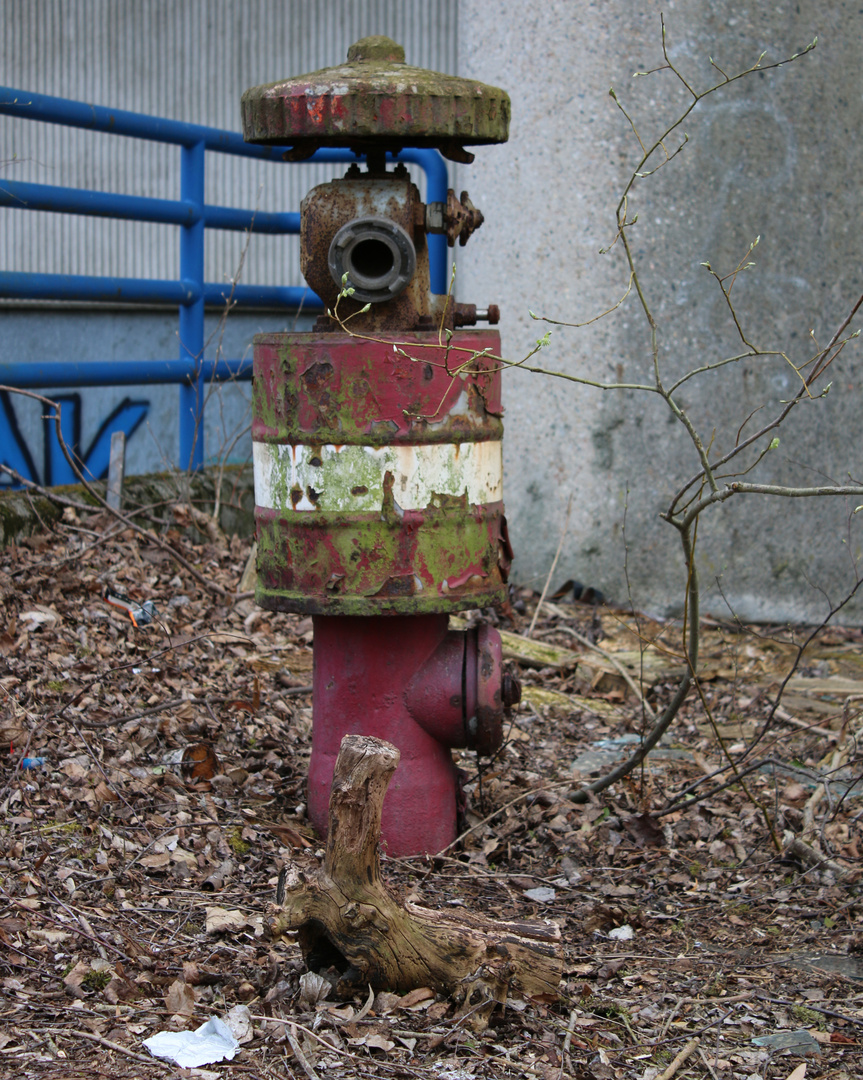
[252,330,502,445]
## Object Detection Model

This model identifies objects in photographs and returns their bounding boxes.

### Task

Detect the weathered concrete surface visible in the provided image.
[457,0,862,622]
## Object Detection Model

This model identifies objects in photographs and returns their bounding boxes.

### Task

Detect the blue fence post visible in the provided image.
[179,140,206,472]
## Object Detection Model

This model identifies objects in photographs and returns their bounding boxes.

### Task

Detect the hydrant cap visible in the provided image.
[241,37,510,160]
[346,36,405,63]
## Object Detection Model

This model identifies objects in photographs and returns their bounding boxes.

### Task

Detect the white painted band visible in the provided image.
[254,440,503,513]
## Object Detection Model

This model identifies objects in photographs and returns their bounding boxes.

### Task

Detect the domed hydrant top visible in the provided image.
[241,35,510,162]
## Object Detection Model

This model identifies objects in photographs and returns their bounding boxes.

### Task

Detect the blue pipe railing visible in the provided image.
[0,85,449,473]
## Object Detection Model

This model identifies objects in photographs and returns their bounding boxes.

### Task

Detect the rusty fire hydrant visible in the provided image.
[243,36,517,856]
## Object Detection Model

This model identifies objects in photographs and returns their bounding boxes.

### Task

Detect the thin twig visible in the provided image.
[435,779,576,856]
[554,625,656,720]
[526,493,573,640]
[559,1007,578,1080]
[656,1037,700,1080]
[51,1029,171,1069]
[287,1023,322,1080]
[698,1046,722,1080]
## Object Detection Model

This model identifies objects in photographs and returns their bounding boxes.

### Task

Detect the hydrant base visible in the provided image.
[309,614,472,856]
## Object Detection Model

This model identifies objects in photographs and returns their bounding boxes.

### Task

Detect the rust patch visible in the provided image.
[302,360,334,390]
[380,470,396,518]
[429,491,468,513]
[369,419,400,438]
[372,574,417,598]
[351,485,369,496]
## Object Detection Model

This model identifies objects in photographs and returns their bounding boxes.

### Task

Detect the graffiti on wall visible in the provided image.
[0,391,149,488]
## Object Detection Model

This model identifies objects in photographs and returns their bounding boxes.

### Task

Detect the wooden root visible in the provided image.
[269,734,563,1028]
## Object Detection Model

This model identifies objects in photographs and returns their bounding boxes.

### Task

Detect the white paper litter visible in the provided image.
[609,924,634,941]
[143,1016,240,1068]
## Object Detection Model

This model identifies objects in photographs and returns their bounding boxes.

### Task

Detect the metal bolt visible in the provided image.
[502,671,521,708]
[476,305,500,325]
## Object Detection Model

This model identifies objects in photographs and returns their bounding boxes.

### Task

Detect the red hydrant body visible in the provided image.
[310,615,504,854]
[243,37,515,856]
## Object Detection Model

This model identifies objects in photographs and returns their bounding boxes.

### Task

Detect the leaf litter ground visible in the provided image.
[2,514,863,1079]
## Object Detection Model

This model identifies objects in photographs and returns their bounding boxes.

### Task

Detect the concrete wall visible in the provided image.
[457,0,863,622]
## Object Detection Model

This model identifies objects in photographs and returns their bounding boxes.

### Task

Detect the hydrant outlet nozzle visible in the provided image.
[328,216,417,302]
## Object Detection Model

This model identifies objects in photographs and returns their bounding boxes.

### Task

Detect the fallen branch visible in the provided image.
[269,735,563,1030]
[657,1037,700,1080]
[555,624,656,720]
[784,835,854,882]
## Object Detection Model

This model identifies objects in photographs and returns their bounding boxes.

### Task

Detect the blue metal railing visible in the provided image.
[0,86,449,472]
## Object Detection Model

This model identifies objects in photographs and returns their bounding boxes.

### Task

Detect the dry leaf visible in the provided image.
[28,929,70,945]
[182,742,220,781]
[268,823,309,848]
[93,780,119,803]
[349,1032,395,1052]
[205,907,249,934]
[397,986,435,1010]
[785,1065,806,1080]
[373,991,400,1016]
[164,978,196,1021]
[140,852,172,870]
[225,1003,254,1044]
[20,608,59,630]
[63,959,91,999]
[298,971,331,1008]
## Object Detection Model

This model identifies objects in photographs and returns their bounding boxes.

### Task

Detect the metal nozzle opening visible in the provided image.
[328,216,416,303]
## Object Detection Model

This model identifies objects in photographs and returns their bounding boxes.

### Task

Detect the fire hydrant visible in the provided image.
[243,36,518,856]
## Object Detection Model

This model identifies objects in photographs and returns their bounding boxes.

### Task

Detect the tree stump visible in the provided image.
[270,735,563,1028]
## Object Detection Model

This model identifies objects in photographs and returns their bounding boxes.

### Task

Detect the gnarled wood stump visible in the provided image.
[269,735,563,1028]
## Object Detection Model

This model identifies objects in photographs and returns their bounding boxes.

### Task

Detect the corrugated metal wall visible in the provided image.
[0,0,458,292]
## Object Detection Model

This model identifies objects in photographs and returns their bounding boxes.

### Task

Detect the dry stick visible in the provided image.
[773,709,839,740]
[784,836,853,882]
[526,492,573,640]
[754,991,863,1029]
[656,995,685,1043]
[558,1008,578,1080]
[656,1038,701,1080]
[555,624,657,721]
[287,1023,322,1080]
[802,743,847,837]
[698,1047,722,1080]
[76,696,186,728]
[59,1029,172,1069]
